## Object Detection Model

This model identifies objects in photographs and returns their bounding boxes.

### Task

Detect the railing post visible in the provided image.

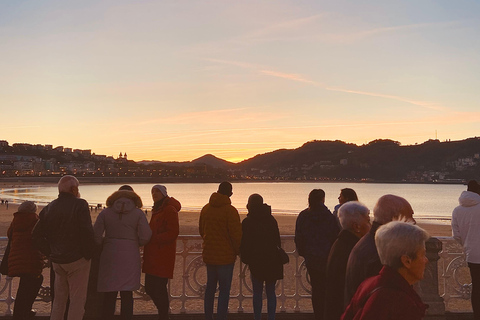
[417,237,445,319]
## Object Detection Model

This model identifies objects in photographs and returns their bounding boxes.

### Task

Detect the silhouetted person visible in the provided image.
[33,175,95,320]
[199,182,242,320]
[295,189,339,320]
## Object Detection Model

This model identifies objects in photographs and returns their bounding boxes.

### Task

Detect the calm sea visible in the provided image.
[0,182,465,222]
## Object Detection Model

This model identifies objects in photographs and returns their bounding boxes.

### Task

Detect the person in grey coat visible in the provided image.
[93,187,152,320]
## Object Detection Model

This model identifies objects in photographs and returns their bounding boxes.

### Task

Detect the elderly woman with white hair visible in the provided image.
[324,201,371,320]
[341,221,429,320]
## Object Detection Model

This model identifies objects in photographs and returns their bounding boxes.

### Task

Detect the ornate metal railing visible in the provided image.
[0,236,474,315]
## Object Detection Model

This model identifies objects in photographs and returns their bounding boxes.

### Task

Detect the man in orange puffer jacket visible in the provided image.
[199,182,242,320]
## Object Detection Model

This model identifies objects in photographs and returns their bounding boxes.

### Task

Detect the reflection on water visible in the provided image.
[0,182,464,221]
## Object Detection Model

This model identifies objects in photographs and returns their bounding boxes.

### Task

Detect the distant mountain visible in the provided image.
[192,154,234,169]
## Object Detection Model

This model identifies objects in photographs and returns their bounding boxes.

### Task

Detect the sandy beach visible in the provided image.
[0,197,452,237]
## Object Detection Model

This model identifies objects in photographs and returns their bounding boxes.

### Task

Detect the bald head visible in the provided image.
[58,175,80,197]
[373,194,414,225]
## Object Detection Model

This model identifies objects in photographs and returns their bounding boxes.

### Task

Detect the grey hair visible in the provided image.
[375,221,429,270]
[373,194,413,225]
[338,201,370,232]
[58,175,79,193]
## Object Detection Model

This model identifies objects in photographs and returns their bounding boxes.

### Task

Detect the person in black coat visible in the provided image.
[324,201,371,320]
[240,194,283,320]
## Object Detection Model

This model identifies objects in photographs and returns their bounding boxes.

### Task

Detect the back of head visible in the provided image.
[218,181,233,197]
[58,175,80,194]
[375,221,429,270]
[308,189,325,210]
[247,193,263,211]
[18,201,37,214]
[467,180,480,195]
[119,185,134,191]
[341,188,359,202]
[373,194,413,225]
[338,201,369,231]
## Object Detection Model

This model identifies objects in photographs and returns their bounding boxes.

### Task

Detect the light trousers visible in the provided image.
[51,258,91,320]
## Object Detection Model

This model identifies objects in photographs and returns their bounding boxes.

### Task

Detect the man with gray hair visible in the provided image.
[324,201,371,320]
[343,194,415,308]
[33,175,95,320]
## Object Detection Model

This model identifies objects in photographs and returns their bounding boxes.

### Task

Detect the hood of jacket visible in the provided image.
[106,190,143,213]
[154,196,181,213]
[459,190,480,208]
[208,192,231,208]
[247,203,272,219]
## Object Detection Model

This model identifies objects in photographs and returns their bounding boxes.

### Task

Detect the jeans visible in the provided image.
[307,265,327,320]
[145,274,170,320]
[251,275,277,320]
[469,263,480,320]
[204,264,234,320]
[102,291,133,320]
[51,258,91,320]
[13,274,43,320]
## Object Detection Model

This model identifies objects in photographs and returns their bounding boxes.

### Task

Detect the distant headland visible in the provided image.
[0,138,479,183]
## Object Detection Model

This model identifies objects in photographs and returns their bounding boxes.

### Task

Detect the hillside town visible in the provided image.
[0,138,479,183]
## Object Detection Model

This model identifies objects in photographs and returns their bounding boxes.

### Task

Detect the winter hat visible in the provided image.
[119,185,134,191]
[467,180,480,195]
[152,185,168,197]
[18,201,37,213]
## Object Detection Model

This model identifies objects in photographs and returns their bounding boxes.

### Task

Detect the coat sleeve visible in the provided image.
[93,210,105,245]
[227,207,242,256]
[32,206,51,256]
[151,207,179,245]
[240,220,251,264]
[76,200,96,260]
[137,212,152,246]
[295,212,305,257]
[451,211,463,245]
[199,207,205,239]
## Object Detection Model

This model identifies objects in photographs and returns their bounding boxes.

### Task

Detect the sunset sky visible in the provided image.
[1,0,479,162]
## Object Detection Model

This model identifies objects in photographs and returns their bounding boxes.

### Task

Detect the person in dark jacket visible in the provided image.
[324,202,371,320]
[7,201,44,320]
[32,175,95,320]
[240,194,283,320]
[343,195,415,308]
[295,189,340,320]
[341,221,429,320]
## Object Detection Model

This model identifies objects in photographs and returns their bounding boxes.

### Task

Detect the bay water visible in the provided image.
[0,182,465,222]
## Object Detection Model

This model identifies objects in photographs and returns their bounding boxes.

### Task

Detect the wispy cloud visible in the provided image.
[206,58,447,110]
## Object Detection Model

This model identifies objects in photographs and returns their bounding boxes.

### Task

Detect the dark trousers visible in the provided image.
[13,274,43,320]
[145,274,169,320]
[307,266,327,320]
[102,291,133,320]
[469,263,480,320]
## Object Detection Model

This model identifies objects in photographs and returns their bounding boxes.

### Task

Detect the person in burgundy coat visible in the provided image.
[7,201,44,320]
[143,185,181,320]
[341,221,429,320]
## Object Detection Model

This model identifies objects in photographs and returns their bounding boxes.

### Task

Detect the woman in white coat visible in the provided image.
[94,185,152,320]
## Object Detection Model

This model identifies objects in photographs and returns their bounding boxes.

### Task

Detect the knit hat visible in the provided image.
[18,201,37,213]
[152,185,168,197]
